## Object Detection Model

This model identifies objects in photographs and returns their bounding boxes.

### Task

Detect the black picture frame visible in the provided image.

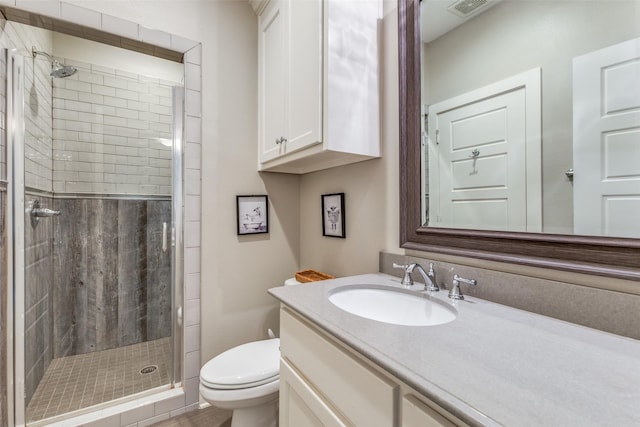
[322,193,346,238]
[237,195,269,235]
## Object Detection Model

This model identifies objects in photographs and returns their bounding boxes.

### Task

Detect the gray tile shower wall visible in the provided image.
[52,197,171,357]
[147,201,172,341]
[116,200,147,348]
[24,194,55,405]
[380,251,640,340]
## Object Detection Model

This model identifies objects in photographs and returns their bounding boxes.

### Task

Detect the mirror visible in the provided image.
[398,0,640,280]
[419,0,640,238]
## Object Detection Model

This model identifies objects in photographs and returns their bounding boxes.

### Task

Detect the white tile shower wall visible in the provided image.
[52,60,176,195]
[182,43,202,413]
[0,21,55,191]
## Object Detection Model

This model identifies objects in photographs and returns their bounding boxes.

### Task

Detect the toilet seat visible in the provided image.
[202,374,278,390]
[199,377,280,409]
[200,338,280,390]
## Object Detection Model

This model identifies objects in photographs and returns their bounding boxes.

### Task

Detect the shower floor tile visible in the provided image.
[26,337,172,423]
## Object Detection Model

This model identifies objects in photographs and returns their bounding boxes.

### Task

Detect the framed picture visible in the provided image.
[237,195,269,235]
[322,193,345,238]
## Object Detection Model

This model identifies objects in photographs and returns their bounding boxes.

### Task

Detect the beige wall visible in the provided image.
[193,3,300,359]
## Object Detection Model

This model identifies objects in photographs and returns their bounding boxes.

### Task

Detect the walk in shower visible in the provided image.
[2,15,184,426]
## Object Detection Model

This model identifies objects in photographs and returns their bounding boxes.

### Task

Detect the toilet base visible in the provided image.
[230,399,278,427]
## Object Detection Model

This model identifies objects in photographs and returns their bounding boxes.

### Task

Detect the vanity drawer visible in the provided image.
[402,394,457,427]
[280,358,348,427]
[280,307,397,427]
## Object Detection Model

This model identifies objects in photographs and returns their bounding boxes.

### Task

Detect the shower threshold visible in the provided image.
[26,337,171,424]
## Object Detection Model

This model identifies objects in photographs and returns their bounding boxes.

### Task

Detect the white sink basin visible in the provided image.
[328,285,457,326]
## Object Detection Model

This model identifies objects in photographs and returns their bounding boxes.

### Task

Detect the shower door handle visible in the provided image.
[31,200,61,217]
[33,207,61,217]
[30,199,61,227]
[162,222,168,252]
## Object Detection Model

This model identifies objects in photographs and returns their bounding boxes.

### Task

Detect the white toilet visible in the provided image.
[200,338,280,427]
[199,277,301,427]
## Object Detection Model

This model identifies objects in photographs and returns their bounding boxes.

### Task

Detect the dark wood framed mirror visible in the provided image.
[398,0,640,281]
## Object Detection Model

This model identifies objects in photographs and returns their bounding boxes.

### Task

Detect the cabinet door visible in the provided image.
[402,395,458,427]
[285,0,322,153]
[259,0,286,162]
[281,308,397,426]
[280,359,347,427]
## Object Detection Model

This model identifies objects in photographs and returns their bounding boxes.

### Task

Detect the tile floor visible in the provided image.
[27,337,172,423]
[150,406,232,427]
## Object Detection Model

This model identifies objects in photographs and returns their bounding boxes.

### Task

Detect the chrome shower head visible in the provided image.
[50,60,77,78]
[32,46,78,78]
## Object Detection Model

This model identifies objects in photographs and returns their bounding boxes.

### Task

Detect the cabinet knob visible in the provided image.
[275,136,287,145]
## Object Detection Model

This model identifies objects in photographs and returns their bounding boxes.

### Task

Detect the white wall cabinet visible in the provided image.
[257,0,381,174]
[279,307,468,426]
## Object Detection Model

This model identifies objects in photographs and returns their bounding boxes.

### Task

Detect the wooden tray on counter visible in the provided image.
[295,269,335,283]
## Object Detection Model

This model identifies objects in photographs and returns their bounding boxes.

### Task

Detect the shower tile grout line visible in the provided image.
[26,337,171,423]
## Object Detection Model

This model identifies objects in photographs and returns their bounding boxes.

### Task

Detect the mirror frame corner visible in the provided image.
[398,0,640,281]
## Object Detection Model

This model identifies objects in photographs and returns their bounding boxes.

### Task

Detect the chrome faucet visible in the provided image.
[448,274,477,300]
[392,262,439,292]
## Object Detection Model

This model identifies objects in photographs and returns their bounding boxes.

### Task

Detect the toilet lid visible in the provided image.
[201,338,280,390]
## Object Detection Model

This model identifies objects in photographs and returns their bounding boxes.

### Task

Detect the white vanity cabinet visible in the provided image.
[279,307,467,427]
[256,0,381,174]
[280,359,347,426]
[402,395,458,427]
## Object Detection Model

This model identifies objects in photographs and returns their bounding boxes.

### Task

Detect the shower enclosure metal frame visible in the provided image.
[7,47,26,427]
[171,86,185,389]
[5,48,186,426]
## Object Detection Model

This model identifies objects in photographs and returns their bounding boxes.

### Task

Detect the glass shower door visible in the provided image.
[6,39,183,424]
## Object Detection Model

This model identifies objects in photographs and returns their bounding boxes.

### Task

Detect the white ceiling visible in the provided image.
[421,0,504,43]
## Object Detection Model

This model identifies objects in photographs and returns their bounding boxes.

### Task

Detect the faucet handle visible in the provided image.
[392,263,414,287]
[426,263,438,291]
[448,274,477,300]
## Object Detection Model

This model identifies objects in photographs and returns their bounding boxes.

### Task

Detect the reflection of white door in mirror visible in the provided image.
[573,37,640,239]
[427,68,541,232]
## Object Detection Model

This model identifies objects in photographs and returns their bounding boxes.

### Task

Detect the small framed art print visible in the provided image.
[237,195,269,235]
[322,193,345,238]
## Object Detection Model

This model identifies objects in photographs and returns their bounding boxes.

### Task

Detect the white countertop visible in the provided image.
[268,273,640,426]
